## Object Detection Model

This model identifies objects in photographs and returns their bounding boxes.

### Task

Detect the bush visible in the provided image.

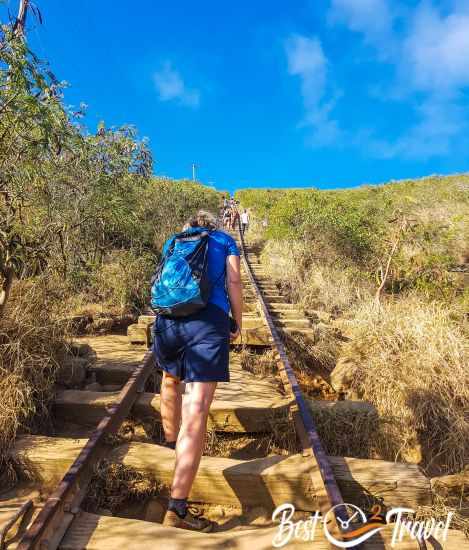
[0,279,69,467]
[238,175,469,304]
[90,250,155,314]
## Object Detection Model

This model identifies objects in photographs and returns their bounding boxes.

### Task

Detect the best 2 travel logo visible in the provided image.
[271,503,453,548]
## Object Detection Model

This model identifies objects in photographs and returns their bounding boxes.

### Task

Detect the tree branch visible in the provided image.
[13,0,30,37]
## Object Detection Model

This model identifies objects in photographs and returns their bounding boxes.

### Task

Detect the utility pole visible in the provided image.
[13,0,30,37]
[192,163,197,181]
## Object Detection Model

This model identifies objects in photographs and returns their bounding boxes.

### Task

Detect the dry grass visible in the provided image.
[83,459,165,514]
[311,404,381,458]
[204,432,269,459]
[263,408,301,456]
[247,237,468,470]
[260,239,373,315]
[239,347,278,378]
[0,279,70,467]
[283,331,339,395]
[204,410,301,459]
[341,296,468,474]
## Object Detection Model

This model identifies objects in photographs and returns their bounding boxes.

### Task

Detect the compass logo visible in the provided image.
[323,503,386,548]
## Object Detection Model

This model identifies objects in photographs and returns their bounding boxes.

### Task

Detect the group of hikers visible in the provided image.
[222,197,250,235]
[150,207,243,532]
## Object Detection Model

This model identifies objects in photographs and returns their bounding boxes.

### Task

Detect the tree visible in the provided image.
[0,14,153,316]
[0,17,72,315]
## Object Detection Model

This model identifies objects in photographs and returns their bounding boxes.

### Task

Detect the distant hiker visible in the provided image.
[231,208,240,230]
[151,210,243,532]
[223,208,231,230]
[241,209,249,235]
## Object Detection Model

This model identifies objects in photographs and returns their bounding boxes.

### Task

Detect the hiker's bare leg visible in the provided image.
[170,381,217,498]
[161,371,183,442]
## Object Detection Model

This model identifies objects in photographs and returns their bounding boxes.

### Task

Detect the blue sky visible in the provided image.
[5,0,469,192]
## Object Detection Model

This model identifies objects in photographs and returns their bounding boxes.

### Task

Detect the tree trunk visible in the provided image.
[13,0,30,37]
[374,237,400,305]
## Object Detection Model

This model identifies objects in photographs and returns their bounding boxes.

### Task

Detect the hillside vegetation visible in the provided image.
[236,176,468,478]
[0,23,219,466]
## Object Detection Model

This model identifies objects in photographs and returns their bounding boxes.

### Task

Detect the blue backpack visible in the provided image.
[150,228,211,317]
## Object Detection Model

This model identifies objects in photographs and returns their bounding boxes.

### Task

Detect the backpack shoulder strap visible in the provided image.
[162,235,177,257]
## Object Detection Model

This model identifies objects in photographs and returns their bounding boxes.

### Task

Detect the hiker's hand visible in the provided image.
[230,327,240,342]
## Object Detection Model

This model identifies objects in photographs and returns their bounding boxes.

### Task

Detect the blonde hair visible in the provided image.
[184,210,217,230]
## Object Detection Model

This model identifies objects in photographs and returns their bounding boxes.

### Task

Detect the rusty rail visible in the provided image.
[17,350,155,550]
[237,222,351,546]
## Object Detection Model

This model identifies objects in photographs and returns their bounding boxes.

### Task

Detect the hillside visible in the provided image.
[236,175,468,476]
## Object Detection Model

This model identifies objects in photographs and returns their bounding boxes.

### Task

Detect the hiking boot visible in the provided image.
[162,506,214,533]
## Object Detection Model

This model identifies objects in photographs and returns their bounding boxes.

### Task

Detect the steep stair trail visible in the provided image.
[3,221,455,549]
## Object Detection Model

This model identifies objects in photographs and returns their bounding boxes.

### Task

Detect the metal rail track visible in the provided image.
[237,222,351,547]
[16,351,155,550]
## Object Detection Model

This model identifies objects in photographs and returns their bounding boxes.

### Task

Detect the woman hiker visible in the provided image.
[152,210,243,532]
[230,208,240,231]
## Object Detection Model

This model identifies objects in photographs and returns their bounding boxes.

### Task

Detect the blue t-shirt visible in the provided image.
[163,228,240,314]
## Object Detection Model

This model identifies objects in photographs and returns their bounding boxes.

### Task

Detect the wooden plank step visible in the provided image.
[10,436,89,488]
[266,303,299,310]
[261,296,289,304]
[108,442,431,510]
[274,319,311,328]
[282,328,316,336]
[240,318,266,329]
[127,327,273,348]
[53,390,291,433]
[127,324,151,346]
[270,310,306,318]
[257,287,279,292]
[53,389,376,433]
[59,512,331,550]
[232,328,272,346]
[59,511,438,549]
[90,363,135,386]
[260,289,283,295]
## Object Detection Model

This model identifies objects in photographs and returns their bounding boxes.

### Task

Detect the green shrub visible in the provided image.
[237,175,469,297]
[90,250,155,314]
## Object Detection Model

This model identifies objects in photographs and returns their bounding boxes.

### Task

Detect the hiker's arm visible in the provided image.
[227,254,243,337]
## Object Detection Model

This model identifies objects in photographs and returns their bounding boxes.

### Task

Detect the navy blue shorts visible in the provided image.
[152,303,230,383]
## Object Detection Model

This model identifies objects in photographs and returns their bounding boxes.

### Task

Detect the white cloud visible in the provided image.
[328,0,401,61]
[392,3,469,158]
[403,4,469,94]
[153,62,200,108]
[328,0,395,46]
[366,98,467,159]
[328,0,469,159]
[285,34,341,147]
